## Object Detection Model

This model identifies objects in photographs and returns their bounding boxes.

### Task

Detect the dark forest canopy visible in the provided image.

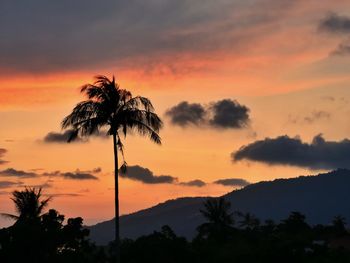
[2,189,350,263]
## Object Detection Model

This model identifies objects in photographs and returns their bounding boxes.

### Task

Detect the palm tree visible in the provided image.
[197,198,234,240]
[237,212,260,230]
[62,75,162,262]
[1,187,50,223]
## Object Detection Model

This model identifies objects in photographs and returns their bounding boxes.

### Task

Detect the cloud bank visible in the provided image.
[232,134,350,170]
[0,0,299,74]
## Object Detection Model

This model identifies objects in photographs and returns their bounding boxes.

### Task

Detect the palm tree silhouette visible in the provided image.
[197,198,233,240]
[62,75,162,262]
[237,212,260,230]
[1,187,50,223]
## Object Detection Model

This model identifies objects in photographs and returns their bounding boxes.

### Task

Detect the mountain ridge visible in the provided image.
[89,169,350,245]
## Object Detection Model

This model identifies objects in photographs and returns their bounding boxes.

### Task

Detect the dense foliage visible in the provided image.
[2,192,350,263]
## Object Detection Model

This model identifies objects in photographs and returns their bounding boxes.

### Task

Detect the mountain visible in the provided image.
[89,169,350,245]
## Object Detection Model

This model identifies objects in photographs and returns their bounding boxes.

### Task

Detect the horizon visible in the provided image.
[2,1,350,229]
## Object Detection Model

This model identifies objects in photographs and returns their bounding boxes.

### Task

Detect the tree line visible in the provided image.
[1,188,350,263]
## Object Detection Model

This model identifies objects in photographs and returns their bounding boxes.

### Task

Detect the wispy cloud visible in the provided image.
[179,180,206,187]
[0,168,37,178]
[44,170,98,180]
[43,130,108,144]
[0,180,23,189]
[0,148,8,165]
[213,178,250,187]
[0,0,305,75]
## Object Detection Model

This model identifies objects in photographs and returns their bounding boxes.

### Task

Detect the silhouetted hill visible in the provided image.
[89,169,350,245]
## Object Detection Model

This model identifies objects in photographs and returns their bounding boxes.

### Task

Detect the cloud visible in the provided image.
[61,172,98,180]
[179,180,206,187]
[289,110,331,124]
[43,130,82,143]
[213,178,250,187]
[232,134,350,170]
[304,111,330,124]
[319,13,350,57]
[92,167,102,173]
[165,102,206,126]
[44,170,98,180]
[166,99,250,129]
[319,13,350,34]
[120,165,177,184]
[0,148,8,165]
[209,99,250,128]
[331,43,350,56]
[0,168,37,178]
[0,0,298,75]
[43,130,109,143]
[0,181,23,189]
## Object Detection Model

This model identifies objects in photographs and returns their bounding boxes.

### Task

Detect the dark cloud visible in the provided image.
[120,165,177,184]
[166,99,250,129]
[232,134,350,170]
[43,130,82,143]
[209,99,250,128]
[319,13,350,34]
[0,181,23,189]
[0,0,296,74]
[44,170,98,180]
[213,178,250,187]
[165,102,206,126]
[179,180,206,187]
[43,130,108,143]
[319,13,350,57]
[62,172,98,180]
[0,148,8,165]
[0,168,37,178]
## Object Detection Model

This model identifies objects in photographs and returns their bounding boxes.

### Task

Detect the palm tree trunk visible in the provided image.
[112,133,120,263]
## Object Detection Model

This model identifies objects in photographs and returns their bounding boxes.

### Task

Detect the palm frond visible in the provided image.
[62,75,162,154]
[0,213,19,220]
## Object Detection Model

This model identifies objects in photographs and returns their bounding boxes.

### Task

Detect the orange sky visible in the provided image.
[1,1,350,227]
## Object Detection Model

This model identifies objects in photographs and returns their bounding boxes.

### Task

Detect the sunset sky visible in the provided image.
[1,0,350,227]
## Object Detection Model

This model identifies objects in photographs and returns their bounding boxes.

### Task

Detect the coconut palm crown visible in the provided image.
[1,187,50,222]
